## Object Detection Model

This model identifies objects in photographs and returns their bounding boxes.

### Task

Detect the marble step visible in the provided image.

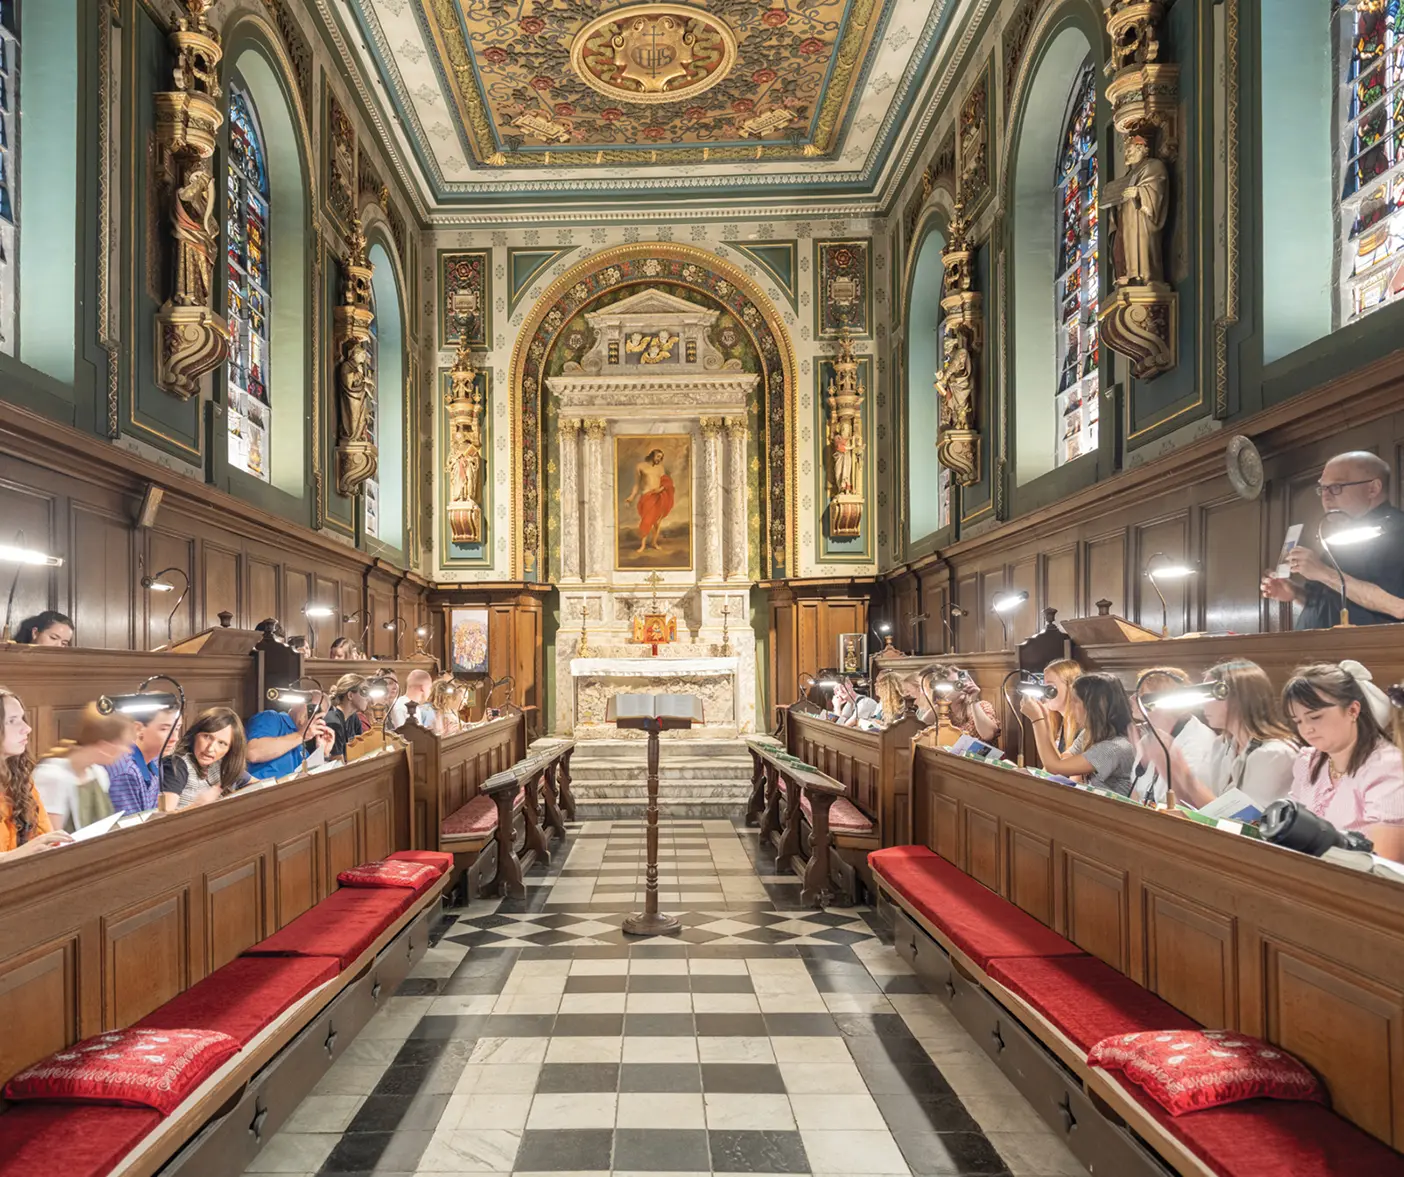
[568,760,752,781]
[576,798,751,820]
[567,739,749,761]
[571,780,753,800]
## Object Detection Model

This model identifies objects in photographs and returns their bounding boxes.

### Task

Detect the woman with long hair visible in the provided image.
[1022,672,1136,795]
[161,707,252,808]
[1282,661,1404,858]
[1042,658,1085,754]
[0,687,72,857]
[325,674,371,757]
[1141,660,1299,810]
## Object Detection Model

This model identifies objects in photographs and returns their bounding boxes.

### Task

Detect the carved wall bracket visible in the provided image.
[154,0,230,400]
[824,329,866,537]
[934,201,981,486]
[333,218,379,497]
[1098,0,1179,379]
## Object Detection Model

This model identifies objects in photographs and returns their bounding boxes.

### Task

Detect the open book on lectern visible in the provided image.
[606,693,705,724]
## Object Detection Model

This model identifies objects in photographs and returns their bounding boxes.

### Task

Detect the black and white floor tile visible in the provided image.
[243,818,1084,1177]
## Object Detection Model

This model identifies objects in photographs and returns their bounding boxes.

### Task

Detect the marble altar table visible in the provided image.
[569,656,738,737]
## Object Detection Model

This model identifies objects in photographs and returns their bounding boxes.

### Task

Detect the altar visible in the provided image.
[568,654,741,738]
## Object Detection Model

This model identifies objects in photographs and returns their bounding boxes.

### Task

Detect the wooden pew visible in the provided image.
[906,745,1404,1160]
[784,708,927,852]
[473,745,577,899]
[0,750,414,1090]
[746,739,848,907]
[870,649,1020,743]
[0,645,261,755]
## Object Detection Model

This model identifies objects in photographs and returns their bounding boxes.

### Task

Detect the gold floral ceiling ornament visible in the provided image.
[570,4,738,105]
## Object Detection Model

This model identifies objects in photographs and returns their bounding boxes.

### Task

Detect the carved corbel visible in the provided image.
[444,324,486,546]
[154,0,230,400]
[1098,0,1179,379]
[934,201,981,486]
[824,329,865,537]
[333,218,378,497]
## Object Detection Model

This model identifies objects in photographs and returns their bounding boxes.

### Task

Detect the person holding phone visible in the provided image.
[245,690,335,780]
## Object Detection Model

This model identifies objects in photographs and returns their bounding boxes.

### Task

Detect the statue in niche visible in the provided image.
[447,415,484,510]
[830,418,859,495]
[172,161,217,308]
[1102,134,1169,286]
[336,337,375,443]
[934,323,976,430]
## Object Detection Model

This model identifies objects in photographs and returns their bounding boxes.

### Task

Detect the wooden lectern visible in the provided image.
[607,692,703,936]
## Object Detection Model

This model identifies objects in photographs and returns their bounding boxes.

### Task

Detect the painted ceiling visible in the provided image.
[341,0,962,208]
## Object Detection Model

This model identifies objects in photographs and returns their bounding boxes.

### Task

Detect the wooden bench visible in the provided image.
[879,744,1404,1177]
[437,742,576,899]
[746,738,851,907]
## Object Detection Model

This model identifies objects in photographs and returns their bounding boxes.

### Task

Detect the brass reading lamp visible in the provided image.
[341,609,373,656]
[382,615,408,658]
[920,673,958,748]
[140,562,191,644]
[98,674,187,795]
[1318,510,1383,628]
[487,674,520,716]
[266,676,327,773]
[942,604,967,650]
[1138,679,1228,808]
[989,590,1029,650]
[1001,671,1056,767]
[302,604,336,655]
[1,532,65,642]
[1143,553,1196,638]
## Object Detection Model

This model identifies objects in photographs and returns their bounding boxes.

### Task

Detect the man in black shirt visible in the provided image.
[1262,451,1404,628]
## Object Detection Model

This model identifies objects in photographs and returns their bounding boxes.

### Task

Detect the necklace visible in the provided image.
[1327,760,1346,783]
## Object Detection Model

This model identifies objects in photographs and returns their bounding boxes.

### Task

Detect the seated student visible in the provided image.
[161,707,252,808]
[389,669,437,731]
[0,686,72,857]
[286,635,309,654]
[12,610,74,647]
[922,666,1001,743]
[1127,666,1218,804]
[1282,661,1404,858]
[329,636,359,661]
[324,674,371,758]
[429,677,464,735]
[1043,658,1085,755]
[106,702,182,814]
[32,705,135,832]
[245,691,335,780]
[832,676,881,728]
[1139,660,1299,810]
[1023,672,1136,796]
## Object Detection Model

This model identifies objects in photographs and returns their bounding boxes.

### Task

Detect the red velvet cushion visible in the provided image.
[3,1028,239,1115]
[799,791,874,833]
[338,859,439,890]
[242,886,409,969]
[0,1104,162,1177]
[136,956,337,1046]
[1089,1029,1327,1116]
[1124,1087,1404,1177]
[986,954,1198,1051]
[442,792,498,838]
[387,850,453,874]
[870,844,1082,968]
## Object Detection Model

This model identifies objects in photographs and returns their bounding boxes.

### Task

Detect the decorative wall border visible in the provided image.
[508,244,798,582]
[437,249,491,350]
[814,238,874,340]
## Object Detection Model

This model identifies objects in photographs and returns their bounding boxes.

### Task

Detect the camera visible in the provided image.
[1260,800,1374,856]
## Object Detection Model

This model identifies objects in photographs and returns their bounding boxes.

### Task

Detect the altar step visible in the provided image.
[540,738,754,820]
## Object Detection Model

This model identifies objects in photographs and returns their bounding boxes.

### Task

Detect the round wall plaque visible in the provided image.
[570,5,738,106]
[1226,434,1264,500]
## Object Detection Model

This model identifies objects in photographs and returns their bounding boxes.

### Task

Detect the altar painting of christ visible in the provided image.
[615,433,692,571]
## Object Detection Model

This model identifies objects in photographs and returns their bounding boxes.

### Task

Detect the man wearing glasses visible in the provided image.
[1262,450,1404,628]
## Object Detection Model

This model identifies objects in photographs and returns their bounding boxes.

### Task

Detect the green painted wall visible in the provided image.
[907,226,945,541]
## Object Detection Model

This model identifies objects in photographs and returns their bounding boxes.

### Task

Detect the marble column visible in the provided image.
[559,418,582,581]
[700,417,725,582]
[723,416,749,581]
[582,418,609,581]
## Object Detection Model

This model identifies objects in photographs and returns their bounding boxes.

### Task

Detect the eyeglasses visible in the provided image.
[1316,480,1376,497]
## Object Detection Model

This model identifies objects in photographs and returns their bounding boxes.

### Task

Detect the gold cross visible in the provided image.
[645,571,664,607]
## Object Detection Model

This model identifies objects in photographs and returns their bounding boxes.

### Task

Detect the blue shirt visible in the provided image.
[245,711,306,780]
[107,746,161,814]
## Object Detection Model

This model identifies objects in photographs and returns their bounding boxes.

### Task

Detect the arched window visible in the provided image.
[368,240,404,551]
[907,224,951,542]
[0,0,18,355]
[226,81,273,482]
[1337,0,1404,325]
[363,282,380,537]
[1053,64,1099,466]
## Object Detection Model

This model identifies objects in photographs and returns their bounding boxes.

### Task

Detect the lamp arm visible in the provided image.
[1144,552,1172,638]
[137,674,187,766]
[1316,516,1352,627]
[143,567,190,644]
[3,528,25,641]
[999,670,1027,767]
[1143,721,1175,808]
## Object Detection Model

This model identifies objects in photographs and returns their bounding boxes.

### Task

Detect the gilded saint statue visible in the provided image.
[830,418,861,496]
[934,324,975,430]
[446,415,484,510]
[172,161,217,308]
[336,337,375,445]
[1102,135,1169,286]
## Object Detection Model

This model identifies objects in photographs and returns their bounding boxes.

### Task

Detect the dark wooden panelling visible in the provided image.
[963,806,1000,890]
[325,811,362,890]
[1006,826,1054,925]
[249,559,280,626]
[202,543,242,627]
[933,794,959,861]
[1135,513,1191,636]
[102,889,188,1027]
[365,797,392,862]
[1200,495,1265,635]
[955,574,978,651]
[0,936,78,1083]
[275,830,320,927]
[1084,529,1127,619]
[71,506,134,650]
[144,530,196,648]
[1143,886,1236,1026]
[1042,544,1078,624]
[1063,850,1129,971]
[204,857,265,972]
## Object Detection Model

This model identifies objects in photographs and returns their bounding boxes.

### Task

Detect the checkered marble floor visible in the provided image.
[244,819,1085,1177]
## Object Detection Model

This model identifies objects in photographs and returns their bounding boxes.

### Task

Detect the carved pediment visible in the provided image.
[573,285,732,376]
[585,287,719,325]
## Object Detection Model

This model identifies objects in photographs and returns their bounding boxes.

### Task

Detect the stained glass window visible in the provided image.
[1338,0,1404,323]
[0,0,19,356]
[1053,64,1099,467]
[363,284,380,538]
[226,82,272,482]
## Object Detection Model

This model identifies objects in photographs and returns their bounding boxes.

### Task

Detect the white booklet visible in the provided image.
[72,812,125,842]
[1197,787,1264,822]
